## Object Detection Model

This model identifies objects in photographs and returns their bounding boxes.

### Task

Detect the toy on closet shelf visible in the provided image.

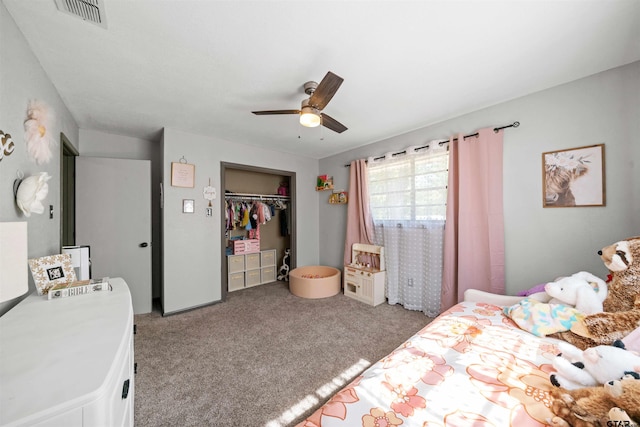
[277,182,289,196]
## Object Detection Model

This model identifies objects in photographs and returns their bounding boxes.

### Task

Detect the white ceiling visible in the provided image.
[4,1,640,159]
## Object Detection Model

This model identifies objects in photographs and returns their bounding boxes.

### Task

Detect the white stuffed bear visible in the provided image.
[550,340,640,390]
[544,271,608,315]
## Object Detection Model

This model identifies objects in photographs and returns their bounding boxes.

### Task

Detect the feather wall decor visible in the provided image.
[24,100,55,165]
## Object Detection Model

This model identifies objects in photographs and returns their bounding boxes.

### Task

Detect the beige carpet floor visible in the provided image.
[133,281,433,427]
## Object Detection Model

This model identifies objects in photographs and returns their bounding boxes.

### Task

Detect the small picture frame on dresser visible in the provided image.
[28,253,77,296]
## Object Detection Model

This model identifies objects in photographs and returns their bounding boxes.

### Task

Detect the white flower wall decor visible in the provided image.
[16,172,52,217]
[24,100,55,165]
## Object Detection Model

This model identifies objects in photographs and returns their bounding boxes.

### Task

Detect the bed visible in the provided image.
[296,291,561,427]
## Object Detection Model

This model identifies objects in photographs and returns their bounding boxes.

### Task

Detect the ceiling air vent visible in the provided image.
[54,0,108,29]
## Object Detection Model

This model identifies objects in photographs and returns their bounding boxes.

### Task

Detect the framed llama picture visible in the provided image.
[542,144,605,208]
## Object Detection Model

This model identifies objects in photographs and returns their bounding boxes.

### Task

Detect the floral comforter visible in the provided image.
[297,301,562,427]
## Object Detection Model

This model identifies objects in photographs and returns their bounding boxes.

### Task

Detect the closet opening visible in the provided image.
[220,162,296,301]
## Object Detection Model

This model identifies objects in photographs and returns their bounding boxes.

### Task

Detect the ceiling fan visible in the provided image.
[252,71,348,133]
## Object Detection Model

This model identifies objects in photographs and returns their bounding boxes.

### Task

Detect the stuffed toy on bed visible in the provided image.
[549,340,640,390]
[549,374,640,427]
[545,271,608,315]
[503,272,605,337]
[552,236,640,350]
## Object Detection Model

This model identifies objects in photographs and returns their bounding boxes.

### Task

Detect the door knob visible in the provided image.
[139,242,149,248]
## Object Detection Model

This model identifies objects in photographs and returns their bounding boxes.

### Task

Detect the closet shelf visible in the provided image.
[224,192,290,202]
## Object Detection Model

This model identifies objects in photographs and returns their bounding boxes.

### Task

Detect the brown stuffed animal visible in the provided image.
[549,375,640,427]
[553,236,640,350]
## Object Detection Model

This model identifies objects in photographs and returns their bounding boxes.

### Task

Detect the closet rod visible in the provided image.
[224,192,290,202]
[344,121,520,167]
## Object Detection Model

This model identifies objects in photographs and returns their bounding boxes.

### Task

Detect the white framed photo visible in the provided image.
[28,253,77,295]
[183,199,195,213]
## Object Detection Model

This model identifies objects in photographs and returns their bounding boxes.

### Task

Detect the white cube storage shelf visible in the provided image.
[227,249,277,292]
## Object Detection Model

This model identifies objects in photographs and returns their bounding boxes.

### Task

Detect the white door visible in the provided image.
[75,157,152,314]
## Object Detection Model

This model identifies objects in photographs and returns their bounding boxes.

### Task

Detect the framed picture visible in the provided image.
[28,253,77,295]
[171,161,195,188]
[542,144,605,207]
[183,199,195,213]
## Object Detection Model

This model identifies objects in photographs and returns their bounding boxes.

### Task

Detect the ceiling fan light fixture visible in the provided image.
[300,106,321,128]
[253,72,346,133]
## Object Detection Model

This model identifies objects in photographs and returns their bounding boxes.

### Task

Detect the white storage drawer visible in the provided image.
[260,249,276,267]
[228,254,245,273]
[261,266,276,283]
[228,272,245,292]
[245,269,261,287]
[245,253,261,270]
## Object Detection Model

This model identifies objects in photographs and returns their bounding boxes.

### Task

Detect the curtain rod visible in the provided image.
[344,121,520,167]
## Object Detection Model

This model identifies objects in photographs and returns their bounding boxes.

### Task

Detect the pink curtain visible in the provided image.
[343,159,375,265]
[441,128,505,311]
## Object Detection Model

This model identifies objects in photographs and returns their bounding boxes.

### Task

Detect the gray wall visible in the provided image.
[319,61,640,295]
[78,129,162,299]
[0,3,79,316]
[161,127,319,314]
[3,0,637,316]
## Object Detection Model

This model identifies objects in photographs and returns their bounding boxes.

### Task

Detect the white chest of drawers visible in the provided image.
[0,278,134,427]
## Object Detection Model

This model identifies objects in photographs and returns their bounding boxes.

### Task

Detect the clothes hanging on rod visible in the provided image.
[280,209,287,237]
[224,192,290,202]
[225,197,288,232]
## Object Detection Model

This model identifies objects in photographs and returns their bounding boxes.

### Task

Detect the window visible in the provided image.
[368,150,449,222]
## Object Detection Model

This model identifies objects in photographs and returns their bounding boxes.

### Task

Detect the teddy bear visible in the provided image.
[549,374,640,427]
[552,236,640,350]
[545,271,608,315]
[549,340,640,390]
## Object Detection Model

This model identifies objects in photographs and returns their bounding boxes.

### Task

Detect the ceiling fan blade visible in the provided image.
[309,71,343,110]
[321,113,347,133]
[252,110,300,115]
